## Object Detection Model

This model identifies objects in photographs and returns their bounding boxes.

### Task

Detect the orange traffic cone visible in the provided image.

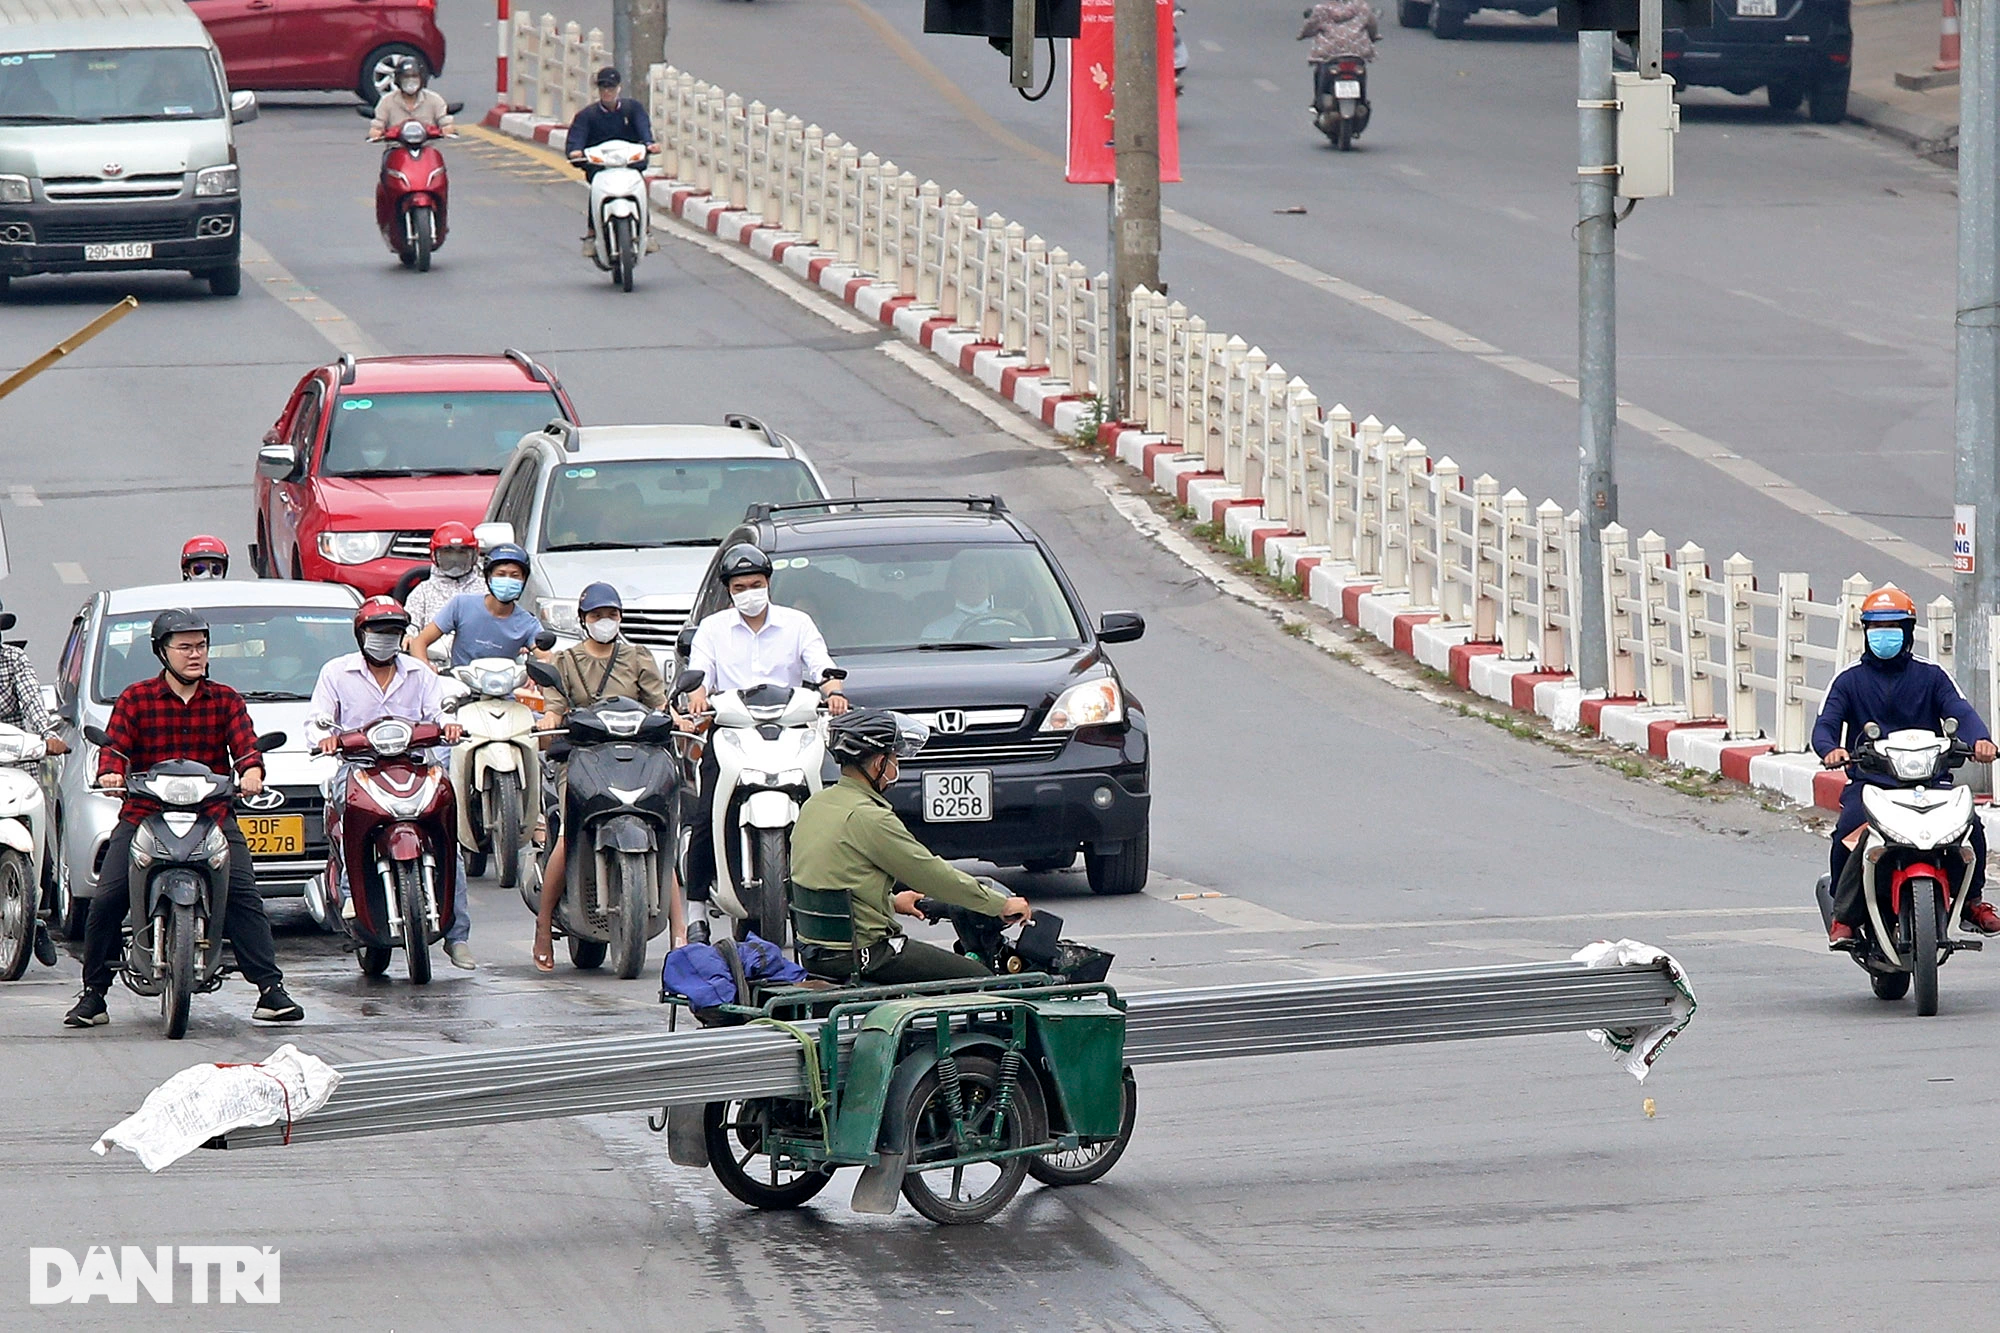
[1935,0,1961,72]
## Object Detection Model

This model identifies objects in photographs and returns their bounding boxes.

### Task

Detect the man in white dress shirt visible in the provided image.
[682,544,849,905]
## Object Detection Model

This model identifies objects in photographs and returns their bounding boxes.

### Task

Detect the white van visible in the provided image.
[0,0,256,296]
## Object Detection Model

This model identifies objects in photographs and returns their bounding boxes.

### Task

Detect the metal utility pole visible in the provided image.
[1112,0,1160,420]
[620,0,666,90]
[1575,30,1618,692]
[1955,0,1999,719]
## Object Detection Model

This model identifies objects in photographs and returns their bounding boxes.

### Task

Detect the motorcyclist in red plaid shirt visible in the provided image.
[64,609,303,1028]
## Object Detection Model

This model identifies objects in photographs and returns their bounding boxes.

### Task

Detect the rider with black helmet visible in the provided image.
[412,542,544,670]
[564,65,657,253]
[65,609,303,1028]
[681,543,847,905]
[368,55,453,143]
[790,708,1034,983]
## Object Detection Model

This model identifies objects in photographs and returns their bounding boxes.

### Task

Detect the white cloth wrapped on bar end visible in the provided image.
[91,1044,343,1173]
[1571,939,1697,1083]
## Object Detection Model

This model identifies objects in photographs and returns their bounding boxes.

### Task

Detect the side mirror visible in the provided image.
[820,666,848,682]
[261,428,281,446]
[673,668,706,696]
[1098,611,1146,644]
[253,731,288,752]
[230,90,258,125]
[1944,717,1960,737]
[474,521,515,551]
[534,629,559,651]
[83,724,112,748]
[675,622,697,659]
[1863,721,1882,740]
[354,104,375,120]
[0,612,14,633]
[445,100,465,115]
[39,684,60,719]
[256,441,300,482]
[525,659,561,689]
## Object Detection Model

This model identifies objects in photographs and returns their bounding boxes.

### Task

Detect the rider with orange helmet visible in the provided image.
[1815,585,2000,944]
[402,521,483,638]
[181,535,229,581]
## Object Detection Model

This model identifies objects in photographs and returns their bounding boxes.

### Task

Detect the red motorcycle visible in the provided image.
[360,107,459,272]
[321,717,457,983]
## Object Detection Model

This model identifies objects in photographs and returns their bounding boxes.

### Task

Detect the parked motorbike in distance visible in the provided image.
[0,722,50,982]
[530,663,685,978]
[357,103,462,272]
[583,138,652,292]
[693,672,840,948]
[83,724,287,1039]
[1312,52,1371,150]
[1815,719,1983,1017]
[315,716,457,984]
[447,657,541,890]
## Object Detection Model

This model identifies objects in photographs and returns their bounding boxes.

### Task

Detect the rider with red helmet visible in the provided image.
[402,521,483,638]
[307,597,476,969]
[181,535,229,581]
[1815,585,2000,944]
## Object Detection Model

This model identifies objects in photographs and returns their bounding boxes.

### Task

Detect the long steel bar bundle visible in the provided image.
[214,958,1681,1151]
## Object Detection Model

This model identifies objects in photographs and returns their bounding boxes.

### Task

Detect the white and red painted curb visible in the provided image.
[484,107,1846,817]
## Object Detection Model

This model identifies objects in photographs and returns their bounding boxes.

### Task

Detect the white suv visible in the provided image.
[474,415,828,664]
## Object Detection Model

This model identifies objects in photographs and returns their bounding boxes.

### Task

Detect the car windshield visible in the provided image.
[94,608,353,705]
[769,543,1083,653]
[0,48,222,123]
[540,458,822,550]
[320,391,565,478]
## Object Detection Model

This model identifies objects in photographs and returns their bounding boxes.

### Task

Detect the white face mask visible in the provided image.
[585,617,621,644]
[956,596,993,616]
[732,588,770,618]
[398,77,421,96]
[361,629,403,664]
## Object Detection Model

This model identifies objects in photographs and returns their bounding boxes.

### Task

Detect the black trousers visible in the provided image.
[683,747,721,902]
[1829,783,1987,926]
[82,819,282,994]
[803,937,993,984]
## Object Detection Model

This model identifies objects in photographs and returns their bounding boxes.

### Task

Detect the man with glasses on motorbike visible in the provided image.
[1815,586,2000,947]
[680,544,848,909]
[309,598,474,969]
[529,582,669,970]
[180,535,229,581]
[63,609,302,1027]
[790,708,1033,984]
[0,596,66,968]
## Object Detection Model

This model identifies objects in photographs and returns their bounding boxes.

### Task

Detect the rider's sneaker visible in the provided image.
[1964,902,2000,936]
[252,985,304,1022]
[33,923,57,968]
[444,941,477,970]
[1828,921,1859,950]
[63,988,108,1027]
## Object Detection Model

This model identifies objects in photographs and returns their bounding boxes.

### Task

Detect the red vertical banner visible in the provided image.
[1065,0,1180,185]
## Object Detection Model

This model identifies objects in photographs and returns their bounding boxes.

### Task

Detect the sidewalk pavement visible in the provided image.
[1850,0,1960,150]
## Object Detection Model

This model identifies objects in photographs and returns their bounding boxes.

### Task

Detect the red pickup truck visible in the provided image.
[252,351,576,598]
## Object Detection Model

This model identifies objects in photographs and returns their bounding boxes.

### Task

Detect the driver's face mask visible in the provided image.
[361,629,403,664]
[955,595,993,616]
[398,76,422,96]
[871,754,900,793]
[1866,626,1907,660]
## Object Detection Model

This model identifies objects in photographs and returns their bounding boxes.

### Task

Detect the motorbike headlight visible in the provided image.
[538,598,581,637]
[365,718,414,756]
[1040,676,1124,732]
[198,824,230,868]
[194,165,239,197]
[0,174,31,204]
[153,774,218,807]
[317,530,396,565]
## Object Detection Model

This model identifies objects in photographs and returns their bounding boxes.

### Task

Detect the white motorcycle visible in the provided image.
[0,722,50,981]
[447,657,542,890]
[585,139,652,292]
[699,681,830,947]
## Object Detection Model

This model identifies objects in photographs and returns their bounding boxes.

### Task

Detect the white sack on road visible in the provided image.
[1571,939,1697,1083]
[91,1044,342,1173]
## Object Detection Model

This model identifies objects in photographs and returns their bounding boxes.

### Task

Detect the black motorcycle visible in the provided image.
[1312,53,1372,150]
[913,896,1114,983]
[86,724,285,1039]
[529,672,687,980]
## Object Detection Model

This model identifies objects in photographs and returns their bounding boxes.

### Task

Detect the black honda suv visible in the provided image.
[680,497,1151,894]
[1655,0,1852,123]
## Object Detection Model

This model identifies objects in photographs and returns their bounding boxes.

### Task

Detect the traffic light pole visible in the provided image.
[1576,30,1619,693]
[1955,0,1999,722]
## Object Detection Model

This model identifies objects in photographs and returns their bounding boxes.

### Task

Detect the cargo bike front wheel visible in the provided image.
[900,1054,1049,1225]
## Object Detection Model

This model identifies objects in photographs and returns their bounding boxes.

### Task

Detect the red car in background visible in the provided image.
[253,352,577,598]
[189,0,446,103]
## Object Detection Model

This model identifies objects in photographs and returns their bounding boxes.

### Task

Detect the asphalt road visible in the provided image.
[2,15,1998,1329]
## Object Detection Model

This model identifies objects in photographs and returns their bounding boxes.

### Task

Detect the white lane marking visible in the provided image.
[240,235,384,358]
[1392,163,1426,178]
[1670,926,1834,954]
[1199,38,1223,52]
[1158,208,1949,578]
[1253,78,1279,93]
[9,485,39,507]
[52,562,87,584]
[1498,205,1537,222]
[1087,903,1816,943]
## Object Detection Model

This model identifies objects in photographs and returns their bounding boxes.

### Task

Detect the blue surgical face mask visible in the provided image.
[489,575,525,605]
[1866,627,1905,659]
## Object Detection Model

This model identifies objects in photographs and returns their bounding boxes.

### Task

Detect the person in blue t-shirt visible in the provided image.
[413,543,545,668]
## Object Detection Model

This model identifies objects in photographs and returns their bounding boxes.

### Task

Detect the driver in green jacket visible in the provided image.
[790,708,1033,983]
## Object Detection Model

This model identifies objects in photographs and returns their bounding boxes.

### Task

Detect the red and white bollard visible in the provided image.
[1935,0,1960,72]
[494,0,512,111]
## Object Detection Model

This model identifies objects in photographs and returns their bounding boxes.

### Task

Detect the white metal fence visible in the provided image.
[504,18,1956,756]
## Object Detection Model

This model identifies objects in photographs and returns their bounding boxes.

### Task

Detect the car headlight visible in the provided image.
[193,165,238,197]
[1040,676,1124,732]
[317,530,396,565]
[538,598,580,636]
[198,824,230,868]
[0,175,31,204]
